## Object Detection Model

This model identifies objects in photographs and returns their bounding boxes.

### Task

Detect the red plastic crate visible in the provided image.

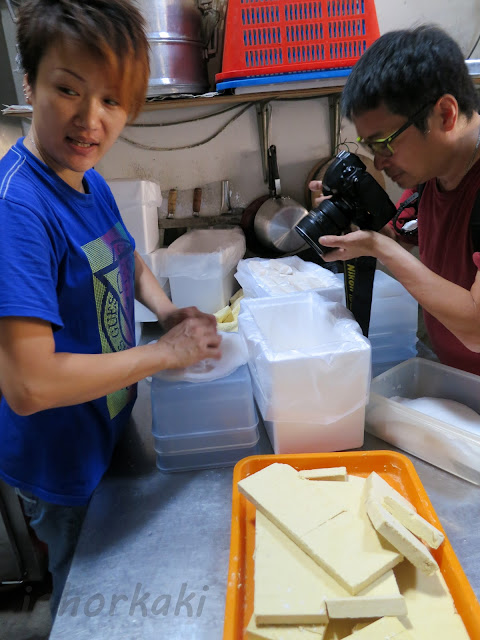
[216,0,381,82]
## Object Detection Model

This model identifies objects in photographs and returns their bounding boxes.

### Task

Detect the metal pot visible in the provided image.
[137,0,210,96]
[254,145,308,253]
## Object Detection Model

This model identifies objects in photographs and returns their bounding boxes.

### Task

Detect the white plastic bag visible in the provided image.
[153,331,248,383]
[235,256,344,302]
[163,228,246,279]
[238,292,371,424]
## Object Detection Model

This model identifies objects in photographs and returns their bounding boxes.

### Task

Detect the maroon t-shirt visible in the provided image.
[391,162,480,374]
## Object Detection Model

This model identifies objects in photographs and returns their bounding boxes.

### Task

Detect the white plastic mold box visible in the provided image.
[107,179,162,254]
[135,248,170,323]
[163,228,246,314]
[366,358,480,485]
[235,256,344,303]
[238,292,371,454]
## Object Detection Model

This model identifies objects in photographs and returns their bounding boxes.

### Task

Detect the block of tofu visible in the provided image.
[239,465,403,595]
[246,615,327,640]
[364,472,413,510]
[298,467,347,481]
[342,617,416,639]
[238,464,346,538]
[395,561,471,639]
[254,512,406,624]
[383,494,444,549]
[366,500,438,575]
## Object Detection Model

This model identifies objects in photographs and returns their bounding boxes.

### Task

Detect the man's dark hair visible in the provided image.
[341,25,479,131]
[17,0,150,120]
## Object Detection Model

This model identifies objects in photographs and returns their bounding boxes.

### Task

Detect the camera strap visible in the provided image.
[393,184,480,252]
[343,255,377,337]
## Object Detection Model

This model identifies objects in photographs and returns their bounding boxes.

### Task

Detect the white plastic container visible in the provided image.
[335,269,418,336]
[366,358,480,485]
[108,179,162,254]
[238,292,371,454]
[235,256,344,303]
[336,269,418,374]
[134,248,171,323]
[163,228,246,313]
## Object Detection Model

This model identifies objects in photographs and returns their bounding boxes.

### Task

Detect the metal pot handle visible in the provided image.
[267,145,282,198]
[198,0,220,58]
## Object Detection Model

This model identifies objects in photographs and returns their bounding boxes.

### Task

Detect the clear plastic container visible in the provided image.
[151,363,259,471]
[155,436,260,473]
[366,358,480,484]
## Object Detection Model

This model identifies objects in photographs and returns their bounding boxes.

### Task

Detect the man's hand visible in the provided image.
[308,180,331,209]
[318,229,394,263]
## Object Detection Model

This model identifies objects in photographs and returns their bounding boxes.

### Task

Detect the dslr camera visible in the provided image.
[295,151,397,255]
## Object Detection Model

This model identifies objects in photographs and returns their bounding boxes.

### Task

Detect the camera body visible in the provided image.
[296,151,397,254]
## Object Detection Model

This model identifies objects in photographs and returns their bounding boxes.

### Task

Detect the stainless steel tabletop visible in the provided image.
[49,379,480,640]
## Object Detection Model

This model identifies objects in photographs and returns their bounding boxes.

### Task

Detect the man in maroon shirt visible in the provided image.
[310,25,480,375]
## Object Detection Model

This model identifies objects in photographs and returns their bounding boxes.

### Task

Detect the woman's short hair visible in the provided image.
[17,0,150,121]
[341,25,479,131]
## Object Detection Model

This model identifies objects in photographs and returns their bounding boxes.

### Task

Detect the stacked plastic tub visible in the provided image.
[238,292,371,454]
[364,270,418,377]
[107,179,169,334]
[150,333,260,472]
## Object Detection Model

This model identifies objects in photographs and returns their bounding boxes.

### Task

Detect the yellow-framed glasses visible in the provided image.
[357,104,432,158]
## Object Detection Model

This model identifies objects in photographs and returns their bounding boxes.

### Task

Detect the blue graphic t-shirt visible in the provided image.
[0,139,137,505]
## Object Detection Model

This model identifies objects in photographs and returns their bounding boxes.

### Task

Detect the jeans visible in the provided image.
[16,489,88,618]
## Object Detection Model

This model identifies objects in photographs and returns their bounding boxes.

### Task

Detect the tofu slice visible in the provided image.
[364,472,413,510]
[239,464,402,595]
[254,512,406,624]
[238,464,346,539]
[298,467,347,481]
[366,500,438,575]
[246,615,327,640]
[342,617,416,639]
[395,561,471,639]
[383,494,444,549]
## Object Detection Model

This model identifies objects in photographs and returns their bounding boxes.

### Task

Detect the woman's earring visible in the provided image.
[23,83,31,104]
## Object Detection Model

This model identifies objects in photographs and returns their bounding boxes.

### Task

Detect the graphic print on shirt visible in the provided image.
[82,222,135,419]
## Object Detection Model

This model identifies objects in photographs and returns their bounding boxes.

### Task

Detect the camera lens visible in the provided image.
[295,199,351,255]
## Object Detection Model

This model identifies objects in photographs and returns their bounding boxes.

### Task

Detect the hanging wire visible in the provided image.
[335,138,360,154]
[119,103,254,151]
[468,32,480,59]
[125,103,245,127]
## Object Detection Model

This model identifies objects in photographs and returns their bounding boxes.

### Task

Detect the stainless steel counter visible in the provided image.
[49,379,480,640]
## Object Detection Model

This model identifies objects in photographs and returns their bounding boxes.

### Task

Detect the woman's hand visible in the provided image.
[160,306,217,333]
[157,314,222,369]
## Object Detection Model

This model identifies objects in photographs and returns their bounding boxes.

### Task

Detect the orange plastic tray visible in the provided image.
[223,451,480,640]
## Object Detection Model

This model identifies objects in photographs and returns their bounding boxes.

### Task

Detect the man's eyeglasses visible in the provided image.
[356,104,432,158]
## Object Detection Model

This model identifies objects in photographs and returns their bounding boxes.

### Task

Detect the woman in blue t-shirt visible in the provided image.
[0,0,222,618]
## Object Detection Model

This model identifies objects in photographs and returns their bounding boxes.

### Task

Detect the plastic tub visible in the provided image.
[235,256,344,302]
[238,293,371,453]
[223,451,480,640]
[163,228,246,313]
[366,358,480,484]
[336,270,418,335]
[107,179,162,254]
[155,435,260,473]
